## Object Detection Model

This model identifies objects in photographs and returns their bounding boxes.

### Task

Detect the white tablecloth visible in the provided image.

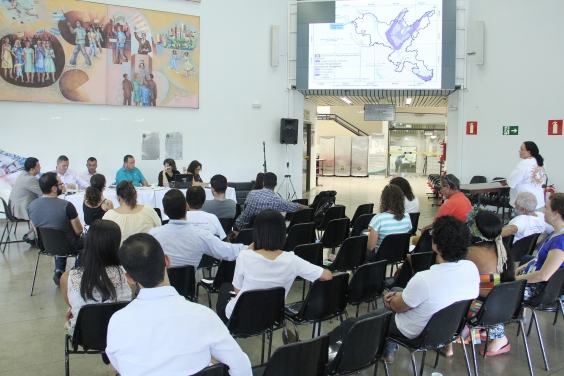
[61,187,236,223]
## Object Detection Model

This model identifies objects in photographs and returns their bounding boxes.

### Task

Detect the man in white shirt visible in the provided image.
[52,155,88,190]
[186,186,226,239]
[326,215,479,364]
[502,192,554,243]
[79,157,99,187]
[202,174,237,219]
[149,189,246,267]
[106,233,252,375]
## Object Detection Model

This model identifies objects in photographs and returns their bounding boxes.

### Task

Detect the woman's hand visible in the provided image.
[182,166,187,174]
[65,309,74,323]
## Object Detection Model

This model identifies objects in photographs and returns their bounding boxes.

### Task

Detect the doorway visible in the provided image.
[303,122,312,194]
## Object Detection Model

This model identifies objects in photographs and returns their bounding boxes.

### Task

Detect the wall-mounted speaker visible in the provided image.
[271,25,279,67]
[475,21,484,66]
[280,118,298,144]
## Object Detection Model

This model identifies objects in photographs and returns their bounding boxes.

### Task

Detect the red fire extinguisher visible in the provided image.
[544,184,555,203]
[439,140,447,162]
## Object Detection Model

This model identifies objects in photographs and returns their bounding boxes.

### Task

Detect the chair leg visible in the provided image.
[302,280,306,301]
[207,291,212,309]
[519,319,535,376]
[0,222,8,253]
[382,359,391,376]
[410,351,418,376]
[531,310,549,370]
[434,348,440,369]
[292,320,300,342]
[482,329,490,358]
[30,251,40,296]
[555,299,564,325]
[459,334,473,376]
[311,322,316,338]
[356,305,360,317]
[260,332,265,364]
[373,359,379,376]
[527,309,536,337]
[469,330,479,376]
[419,350,426,376]
[317,321,322,336]
[65,334,70,376]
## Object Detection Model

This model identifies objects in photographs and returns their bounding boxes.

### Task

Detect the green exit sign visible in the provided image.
[503,126,519,135]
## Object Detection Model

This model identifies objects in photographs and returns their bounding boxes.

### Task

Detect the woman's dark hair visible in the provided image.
[119,233,166,288]
[79,220,122,302]
[84,174,105,207]
[187,160,202,177]
[389,177,415,201]
[252,172,265,190]
[549,193,564,220]
[432,216,470,262]
[116,180,137,209]
[524,141,544,167]
[163,158,177,170]
[252,209,286,251]
[379,185,405,221]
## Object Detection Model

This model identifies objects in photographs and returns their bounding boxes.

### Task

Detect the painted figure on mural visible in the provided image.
[34,40,45,83]
[132,72,141,106]
[88,27,98,58]
[23,40,35,83]
[95,26,104,53]
[67,20,92,68]
[2,38,15,80]
[122,73,133,106]
[147,74,157,106]
[134,30,152,54]
[137,61,148,81]
[115,24,128,64]
[12,39,24,78]
[182,51,193,76]
[7,0,39,21]
[43,40,56,81]
[140,77,151,106]
[169,49,179,74]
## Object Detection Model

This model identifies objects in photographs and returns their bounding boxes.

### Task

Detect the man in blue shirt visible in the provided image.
[115,24,128,64]
[116,155,148,187]
[67,20,92,67]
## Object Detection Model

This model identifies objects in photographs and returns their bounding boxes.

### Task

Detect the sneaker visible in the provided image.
[53,271,63,286]
[22,234,37,247]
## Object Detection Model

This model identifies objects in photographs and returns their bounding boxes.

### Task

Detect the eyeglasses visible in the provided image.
[58,183,64,186]
[441,175,453,188]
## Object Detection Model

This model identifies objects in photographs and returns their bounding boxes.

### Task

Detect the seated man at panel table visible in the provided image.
[149,189,246,267]
[28,172,84,286]
[52,155,88,190]
[501,192,553,244]
[115,154,148,187]
[106,233,252,375]
[9,157,42,245]
[79,157,99,187]
[202,174,236,219]
[234,172,308,231]
[186,186,226,240]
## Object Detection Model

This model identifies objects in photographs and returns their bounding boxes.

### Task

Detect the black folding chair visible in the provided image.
[167,265,196,302]
[408,212,420,236]
[235,228,253,246]
[252,335,329,376]
[1,197,30,253]
[350,213,375,237]
[328,310,393,376]
[153,207,163,224]
[349,204,374,229]
[347,261,387,317]
[193,363,229,376]
[284,222,315,252]
[31,228,80,296]
[325,235,366,273]
[512,233,541,260]
[385,251,435,290]
[196,260,236,309]
[249,215,258,228]
[65,302,128,376]
[373,232,411,277]
[218,217,235,236]
[287,209,314,233]
[91,211,105,223]
[197,254,220,280]
[235,203,242,221]
[317,206,346,236]
[227,287,286,364]
[284,273,350,341]
[314,196,336,212]
[390,299,473,376]
[412,228,433,254]
[294,243,324,300]
[523,268,564,371]
[319,218,350,255]
[466,280,533,376]
[285,199,310,222]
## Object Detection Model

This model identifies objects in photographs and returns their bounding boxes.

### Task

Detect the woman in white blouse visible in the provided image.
[215,209,333,324]
[389,176,420,213]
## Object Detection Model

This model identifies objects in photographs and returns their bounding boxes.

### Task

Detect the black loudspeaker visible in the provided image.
[280,118,298,144]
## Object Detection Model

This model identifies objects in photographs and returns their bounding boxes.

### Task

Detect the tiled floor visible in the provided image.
[1,175,563,375]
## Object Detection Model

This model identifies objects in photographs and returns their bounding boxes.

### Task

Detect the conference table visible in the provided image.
[61,186,236,223]
[459,182,510,221]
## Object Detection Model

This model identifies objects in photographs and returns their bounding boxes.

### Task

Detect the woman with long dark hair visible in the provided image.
[61,220,132,336]
[157,158,180,187]
[502,141,546,210]
[251,172,264,190]
[390,176,419,213]
[83,174,114,225]
[183,160,209,186]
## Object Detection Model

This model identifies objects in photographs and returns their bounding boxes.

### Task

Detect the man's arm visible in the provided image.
[384,291,412,313]
[501,225,518,238]
[70,217,83,236]
[207,314,252,376]
[202,233,245,261]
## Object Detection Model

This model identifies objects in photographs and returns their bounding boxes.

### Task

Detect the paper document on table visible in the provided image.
[142,132,160,160]
[490,178,505,183]
[165,132,183,160]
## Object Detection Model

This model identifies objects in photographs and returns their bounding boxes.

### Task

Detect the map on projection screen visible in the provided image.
[308,0,442,89]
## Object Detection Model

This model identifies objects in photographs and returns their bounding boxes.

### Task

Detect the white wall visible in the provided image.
[1,0,304,197]
[451,0,563,190]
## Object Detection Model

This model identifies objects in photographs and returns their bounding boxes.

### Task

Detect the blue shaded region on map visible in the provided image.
[330,24,345,30]
[385,8,435,50]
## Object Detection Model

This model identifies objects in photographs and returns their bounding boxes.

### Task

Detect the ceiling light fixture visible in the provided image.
[406,97,412,105]
[340,97,352,105]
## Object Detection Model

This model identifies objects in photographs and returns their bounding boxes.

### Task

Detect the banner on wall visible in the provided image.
[0,1,200,108]
[319,136,335,176]
[0,150,28,189]
[334,136,352,177]
[351,137,369,177]
[368,133,387,175]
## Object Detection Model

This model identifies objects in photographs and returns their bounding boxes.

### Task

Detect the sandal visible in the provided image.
[479,342,510,356]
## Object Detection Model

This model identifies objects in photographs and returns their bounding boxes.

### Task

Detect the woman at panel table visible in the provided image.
[501,141,546,210]
[182,160,209,186]
[83,174,114,225]
[157,158,181,187]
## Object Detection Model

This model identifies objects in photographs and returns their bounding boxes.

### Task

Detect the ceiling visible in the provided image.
[299,89,457,108]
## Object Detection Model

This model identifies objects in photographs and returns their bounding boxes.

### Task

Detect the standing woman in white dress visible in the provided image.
[501,141,546,210]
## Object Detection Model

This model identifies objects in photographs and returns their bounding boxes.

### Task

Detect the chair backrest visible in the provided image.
[235,228,253,245]
[153,207,163,224]
[71,302,128,351]
[235,203,242,220]
[350,213,375,237]
[330,236,367,272]
[374,232,411,265]
[347,261,387,306]
[315,196,336,212]
[36,227,73,256]
[284,222,315,252]
[526,268,564,307]
[297,272,349,321]
[167,265,196,301]
[318,205,346,230]
[287,209,314,232]
[91,211,106,223]
[411,251,435,274]
[320,218,350,248]
[350,204,374,227]
[329,311,393,374]
[411,299,472,349]
[261,335,329,376]
[198,254,218,270]
[212,260,237,289]
[248,215,257,228]
[293,198,309,206]
[473,280,527,326]
[512,232,541,260]
[502,235,514,253]
[193,363,229,376]
[412,228,433,254]
[218,217,235,235]
[469,175,487,184]
[227,287,285,336]
[1,197,17,222]
[408,212,420,236]
[294,243,323,267]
